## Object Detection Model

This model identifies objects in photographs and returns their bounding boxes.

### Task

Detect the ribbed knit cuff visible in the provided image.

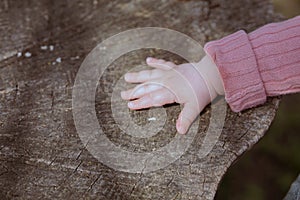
[204,30,267,112]
[248,16,300,97]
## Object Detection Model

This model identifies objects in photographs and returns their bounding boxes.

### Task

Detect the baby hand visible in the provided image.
[121,56,224,134]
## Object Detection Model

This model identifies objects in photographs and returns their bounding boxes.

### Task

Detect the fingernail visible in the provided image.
[146,57,153,63]
[176,120,185,134]
[128,102,134,108]
[178,126,186,134]
[124,73,129,81]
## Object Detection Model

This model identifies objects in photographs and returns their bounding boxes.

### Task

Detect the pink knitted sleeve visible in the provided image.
[204,16,300,112]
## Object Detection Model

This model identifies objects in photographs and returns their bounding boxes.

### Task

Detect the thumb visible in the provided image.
[176,103,200,134]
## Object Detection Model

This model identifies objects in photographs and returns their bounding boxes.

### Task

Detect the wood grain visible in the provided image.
[0,0,282,199]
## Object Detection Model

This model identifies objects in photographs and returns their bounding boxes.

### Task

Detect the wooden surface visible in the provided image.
[0,0,281,199]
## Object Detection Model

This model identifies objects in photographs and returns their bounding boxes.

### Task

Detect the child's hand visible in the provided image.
[121,55,224,134]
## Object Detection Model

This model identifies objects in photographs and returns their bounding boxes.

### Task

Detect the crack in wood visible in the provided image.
[0,0,281,199]
[73,160,83,173]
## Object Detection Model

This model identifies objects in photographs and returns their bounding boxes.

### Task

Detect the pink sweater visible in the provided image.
[205,16,300,112]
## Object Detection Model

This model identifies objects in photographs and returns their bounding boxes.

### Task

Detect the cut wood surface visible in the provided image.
[0,0,282,199]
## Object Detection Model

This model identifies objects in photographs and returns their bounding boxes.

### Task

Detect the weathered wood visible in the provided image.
[0,0,281,199]
[284,174,300,200]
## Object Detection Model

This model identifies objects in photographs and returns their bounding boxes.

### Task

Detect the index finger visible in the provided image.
[124,69,163,83]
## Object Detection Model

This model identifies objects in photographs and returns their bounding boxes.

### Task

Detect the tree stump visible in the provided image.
[0,0,282,199]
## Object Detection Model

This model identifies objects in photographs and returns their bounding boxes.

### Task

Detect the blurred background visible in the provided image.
[215,1,300,199]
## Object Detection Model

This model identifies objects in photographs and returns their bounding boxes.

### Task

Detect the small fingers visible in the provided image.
[124,69,163,83]
[123,57,176,83]
[146,57,176,70]
[176,103,200,134]
[127,88,175,110]
[121,83,162,100]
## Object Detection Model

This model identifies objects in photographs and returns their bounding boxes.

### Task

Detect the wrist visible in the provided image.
[195,55,225,97]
